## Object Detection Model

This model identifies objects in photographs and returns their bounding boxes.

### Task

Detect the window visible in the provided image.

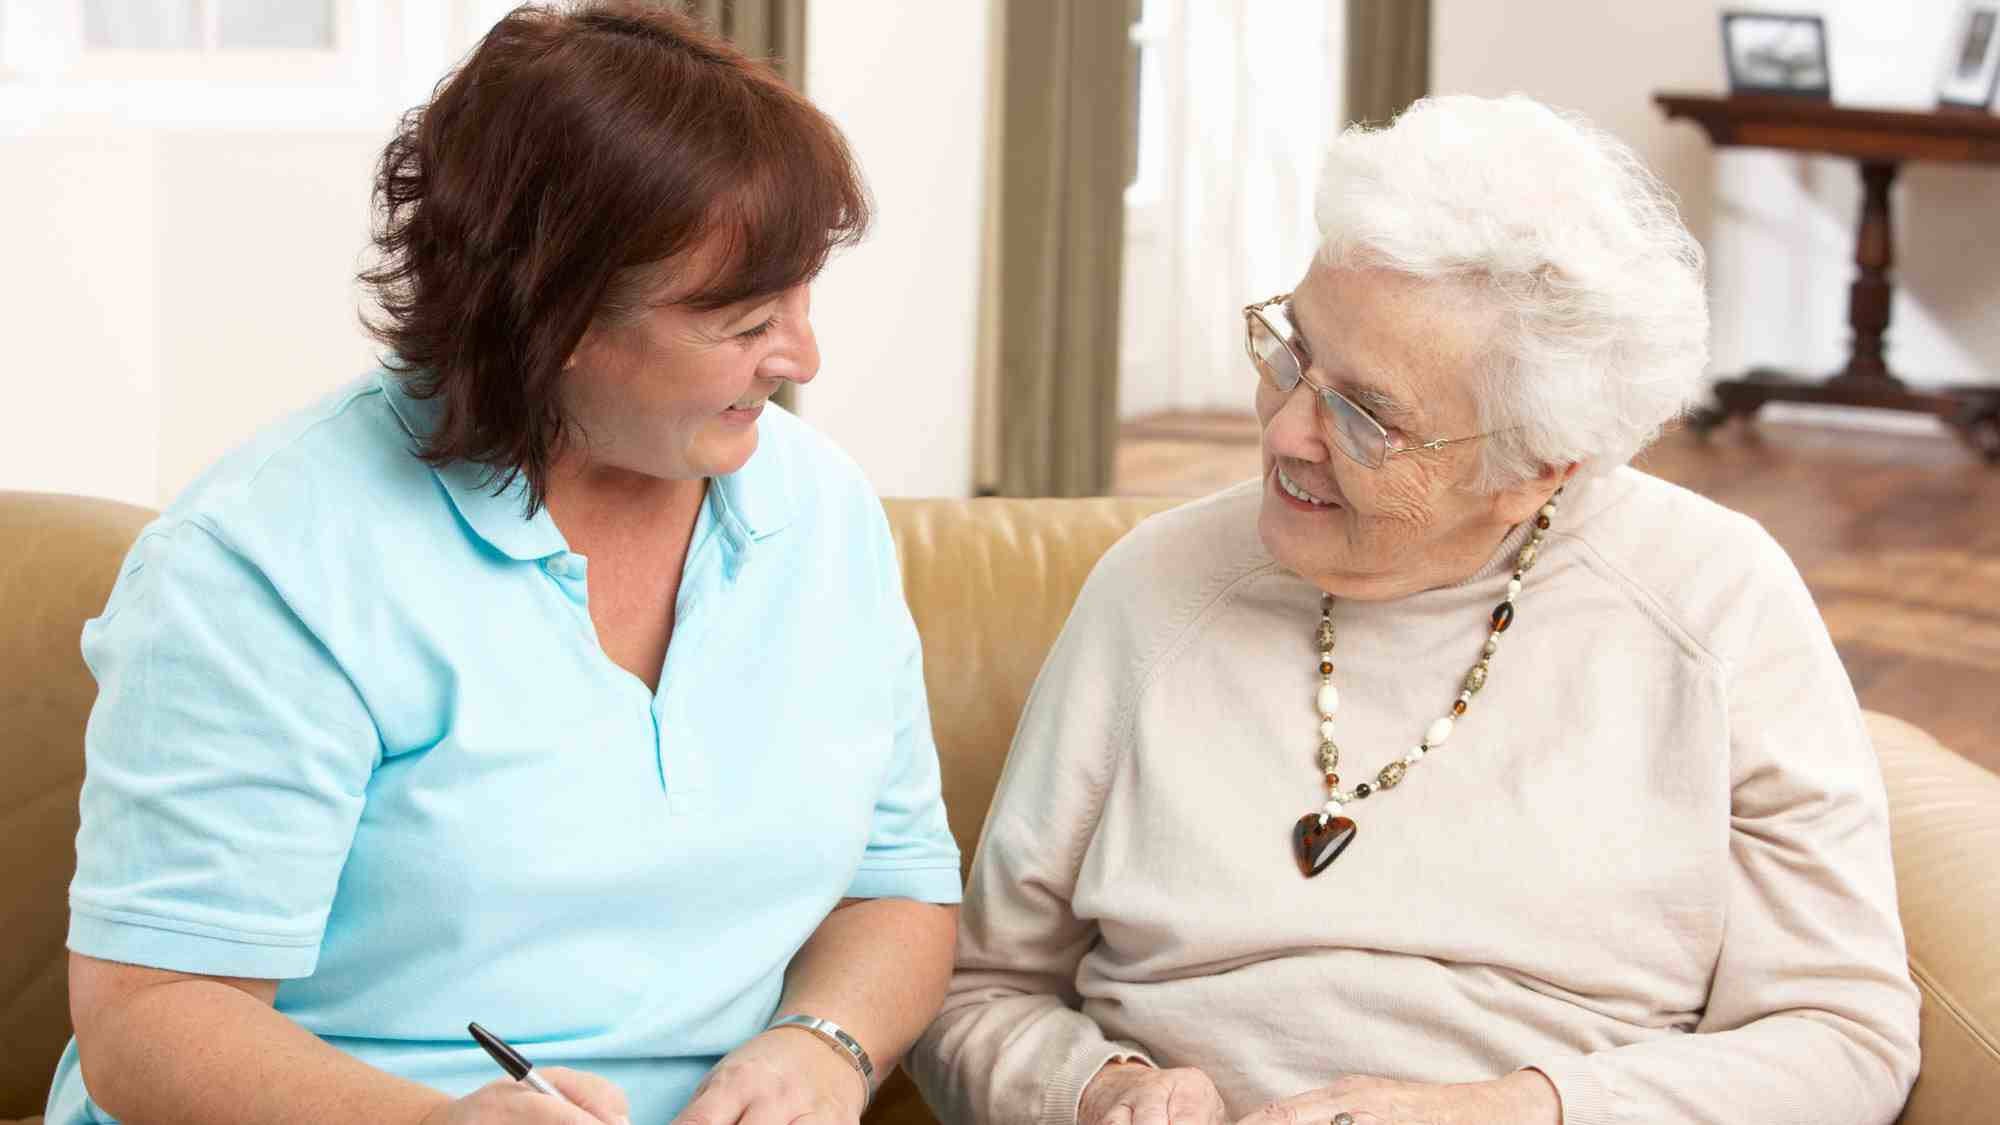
[6,0,355,78]
[1117,0,1342,420]
[1127,0,1169,209]
[84,0,334,50]
[0,1,459,126]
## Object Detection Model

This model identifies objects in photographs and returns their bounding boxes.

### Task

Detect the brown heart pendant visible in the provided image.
[1293,812,1356,877]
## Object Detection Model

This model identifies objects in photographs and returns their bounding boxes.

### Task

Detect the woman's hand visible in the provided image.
[669,1028,870,1125]
[421,1067,631,1124]
[1078,1060,1229,1125]
[1233,1071,1560,1125]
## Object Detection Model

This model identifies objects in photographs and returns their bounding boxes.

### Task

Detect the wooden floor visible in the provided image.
[1113,411,2000,774]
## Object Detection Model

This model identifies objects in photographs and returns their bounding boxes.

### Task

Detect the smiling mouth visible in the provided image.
[1277,465,1339,507]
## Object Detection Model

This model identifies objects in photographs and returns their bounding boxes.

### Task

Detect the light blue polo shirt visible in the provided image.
[47,370,961,1124]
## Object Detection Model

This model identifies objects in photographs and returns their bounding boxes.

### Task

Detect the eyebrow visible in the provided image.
[1283,297,1422,428]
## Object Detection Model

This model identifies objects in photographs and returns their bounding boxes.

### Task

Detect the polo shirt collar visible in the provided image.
[378,370,567,562]
[709,410,797,552]
[379,368,798,563]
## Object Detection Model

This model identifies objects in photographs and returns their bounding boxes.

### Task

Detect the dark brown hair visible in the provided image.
[362,1,869,510]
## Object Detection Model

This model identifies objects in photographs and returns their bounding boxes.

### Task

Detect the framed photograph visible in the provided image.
[1721,11,1831,99]
[1938,2,2000,110]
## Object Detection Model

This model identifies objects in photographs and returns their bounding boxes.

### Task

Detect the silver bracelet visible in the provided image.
[767,1014,874,1102]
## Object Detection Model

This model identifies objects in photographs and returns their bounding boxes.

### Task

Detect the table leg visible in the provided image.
[1951,391,2000,463]
[1831,160,1902,390]
[1691,155,1996,463]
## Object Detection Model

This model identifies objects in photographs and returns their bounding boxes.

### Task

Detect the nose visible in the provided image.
[1263,377,1328,464]
[763,286,820,386]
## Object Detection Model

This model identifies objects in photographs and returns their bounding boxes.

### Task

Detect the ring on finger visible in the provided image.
[1332,1114,1355,1125]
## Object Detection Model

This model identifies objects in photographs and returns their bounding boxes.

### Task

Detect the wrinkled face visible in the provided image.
[1256,261,1533,600]
[561,246,818,482]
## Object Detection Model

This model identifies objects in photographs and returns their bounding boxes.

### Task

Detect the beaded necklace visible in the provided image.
[1292,488,1563,877]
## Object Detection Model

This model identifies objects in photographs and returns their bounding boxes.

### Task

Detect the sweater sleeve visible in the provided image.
[905,563,1156,1125]
[1530,538,1921,1125]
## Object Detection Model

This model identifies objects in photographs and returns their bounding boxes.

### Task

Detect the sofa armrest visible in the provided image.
[1867,712,2000,1125]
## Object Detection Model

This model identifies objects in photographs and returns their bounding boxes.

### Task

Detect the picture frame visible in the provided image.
[1938,2,2000,110]
[1720,11,1832,99]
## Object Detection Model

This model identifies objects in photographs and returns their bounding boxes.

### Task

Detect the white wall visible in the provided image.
[1434,0,1999,393]
[0,126,387,506]
[154,132,386,495]
[0,0,434,507]
[799,1,991,498]
[2,132,164,504]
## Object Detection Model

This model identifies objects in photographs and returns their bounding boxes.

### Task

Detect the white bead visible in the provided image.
[1323,798,1344,818]
[1403,750,1422,765]
[1319,718,1338,740]
[1411,744,1428,758]
[1507,578,1522,599]
[1540,503,1556,520]
[1425,716,1455,747]
[1316,683,1340,718]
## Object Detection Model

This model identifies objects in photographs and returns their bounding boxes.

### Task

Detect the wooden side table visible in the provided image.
[1655,93,2000,461]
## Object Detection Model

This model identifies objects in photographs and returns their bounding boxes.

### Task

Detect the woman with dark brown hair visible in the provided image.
[47,5,959,1124]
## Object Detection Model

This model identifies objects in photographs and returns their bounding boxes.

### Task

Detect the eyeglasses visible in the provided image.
[1243,293,1492,470]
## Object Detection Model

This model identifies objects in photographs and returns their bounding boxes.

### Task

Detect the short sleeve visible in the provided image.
[843,506,961,904]
[68,518,380,979]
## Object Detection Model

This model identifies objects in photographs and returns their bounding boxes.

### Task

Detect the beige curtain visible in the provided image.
[991,0,1139,498]
[683,0,807,409]
[1345,0,1430,127]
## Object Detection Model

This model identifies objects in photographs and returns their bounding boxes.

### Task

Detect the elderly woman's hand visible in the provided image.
[1232,1071,1560,1125]
[1078,1060,1229,1125]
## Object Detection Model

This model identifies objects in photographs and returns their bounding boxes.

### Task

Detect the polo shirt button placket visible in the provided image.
[543,554,591,618]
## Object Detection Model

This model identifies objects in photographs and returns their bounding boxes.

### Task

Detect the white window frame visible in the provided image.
[0,1,509,131]
[7,1,366,77]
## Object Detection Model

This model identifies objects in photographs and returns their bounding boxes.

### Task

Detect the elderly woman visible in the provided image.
[48,6,958,1125]
[909,95,1919,1125]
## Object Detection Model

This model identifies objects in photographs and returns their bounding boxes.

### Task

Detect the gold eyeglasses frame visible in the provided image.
[1243,292,1495,469]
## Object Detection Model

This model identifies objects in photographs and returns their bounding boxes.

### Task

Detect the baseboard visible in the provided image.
[1756,402,1953,435]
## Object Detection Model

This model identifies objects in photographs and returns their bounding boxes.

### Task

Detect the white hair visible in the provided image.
[1314,94,1709,488]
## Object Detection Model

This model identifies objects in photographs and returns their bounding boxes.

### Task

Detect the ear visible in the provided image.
[1490,460,1580,527]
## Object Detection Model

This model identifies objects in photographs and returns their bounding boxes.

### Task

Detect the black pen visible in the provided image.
[469,1022,576,1105]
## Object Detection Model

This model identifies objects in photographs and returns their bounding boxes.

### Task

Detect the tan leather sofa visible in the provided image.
[4,489,1997,1125]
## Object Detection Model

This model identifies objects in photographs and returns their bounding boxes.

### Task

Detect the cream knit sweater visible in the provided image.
[907,469,1920,1125]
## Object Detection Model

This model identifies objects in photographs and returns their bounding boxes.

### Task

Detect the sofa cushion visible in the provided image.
[1871,712,2000,1125]
[881,497,1177,870]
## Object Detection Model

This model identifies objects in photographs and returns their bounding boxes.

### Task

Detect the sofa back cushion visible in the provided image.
[880,497,1176,874]
[0,492,156,1118]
